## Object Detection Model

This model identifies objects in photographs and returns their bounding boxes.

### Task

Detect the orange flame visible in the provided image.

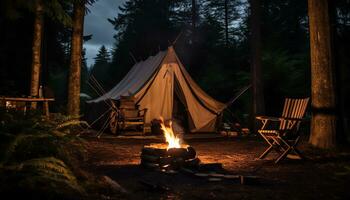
[159,118,181,149]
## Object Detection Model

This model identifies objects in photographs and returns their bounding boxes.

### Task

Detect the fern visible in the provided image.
[2,134,29,163]
[20,157,85,194]
[56,120,90,130]
[2,133,59,164]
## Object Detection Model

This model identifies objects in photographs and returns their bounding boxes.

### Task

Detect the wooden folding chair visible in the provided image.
[256,98,309,163]
[109,96,147,135]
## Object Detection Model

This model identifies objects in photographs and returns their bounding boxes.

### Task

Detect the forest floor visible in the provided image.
[80,134,350,200]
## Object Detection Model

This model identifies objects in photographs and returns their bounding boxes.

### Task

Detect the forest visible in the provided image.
[0,0,350,199]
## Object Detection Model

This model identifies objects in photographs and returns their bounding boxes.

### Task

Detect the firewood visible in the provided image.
[140,154,160,163]
[167,148,188,158]
[198,163,223,171]
[240,176,260,185]
[170,157,185,169]
[163,169,178,174]
[184,146,196,159]
[180,167,195,175]
[142,147,167,157]
[158,156,173,166]
[184,157,200,168]
[208,178,222,182]
[195,173,210,177]
[140,160,159,169]
[209,173,225,178]
[223,175,240,180]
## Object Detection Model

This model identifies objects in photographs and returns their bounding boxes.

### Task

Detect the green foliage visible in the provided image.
[0,157,85,199]
[0,110,87,163]
[262,50,310,114]
[2,134,60,164]
[0,109,49,134]
[56,120,90,130]
[1,0,72,26]
[0,111,92,199]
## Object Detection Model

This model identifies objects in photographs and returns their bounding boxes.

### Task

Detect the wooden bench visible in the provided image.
[0,97,55,118]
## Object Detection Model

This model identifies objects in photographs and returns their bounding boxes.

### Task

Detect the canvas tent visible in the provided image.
[87,46,227,132]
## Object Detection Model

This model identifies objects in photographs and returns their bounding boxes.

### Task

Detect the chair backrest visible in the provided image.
[119,96,139,118]
[279,98,309,131]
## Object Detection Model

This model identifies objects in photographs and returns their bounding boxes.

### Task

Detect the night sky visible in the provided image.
[84,0,126,67]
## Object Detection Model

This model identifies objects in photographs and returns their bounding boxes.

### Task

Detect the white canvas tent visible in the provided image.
[87,46,227,132]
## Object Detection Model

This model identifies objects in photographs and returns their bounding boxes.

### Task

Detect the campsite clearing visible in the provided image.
[80,135,350,200]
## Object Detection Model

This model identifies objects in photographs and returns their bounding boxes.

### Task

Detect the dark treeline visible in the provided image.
[89,0,349,121]
[0,0,89,112]
[0,0,350,140]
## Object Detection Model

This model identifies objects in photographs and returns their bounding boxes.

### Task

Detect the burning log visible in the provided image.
[141,118,200,170]
[140,143,199,170]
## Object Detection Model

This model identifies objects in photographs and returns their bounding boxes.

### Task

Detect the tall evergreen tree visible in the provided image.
[68,0,85,116]
[250,0,265,124]
[30,0,44,109]
[191,0,197,29]
[108,0,175,87]
[308,0,337,148]
[202,0,243,45]
[90,45,111,92]
[67,0,96,116]
[2,0,72,108]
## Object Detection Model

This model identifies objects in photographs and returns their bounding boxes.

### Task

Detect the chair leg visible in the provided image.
[259,144,273,159]
[258,133,275,159]
[275,147,291,164]
[290,147,304,159]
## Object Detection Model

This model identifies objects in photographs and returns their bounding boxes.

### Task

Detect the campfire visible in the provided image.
[141,118,200,170]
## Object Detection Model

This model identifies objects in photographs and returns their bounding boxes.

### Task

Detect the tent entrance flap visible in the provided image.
[173,75,193,132]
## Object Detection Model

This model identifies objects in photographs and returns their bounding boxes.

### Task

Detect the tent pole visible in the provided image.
[173,30,184,46]
[129,52,137,64]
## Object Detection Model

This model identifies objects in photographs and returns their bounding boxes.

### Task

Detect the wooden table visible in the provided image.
[0,97,55,117]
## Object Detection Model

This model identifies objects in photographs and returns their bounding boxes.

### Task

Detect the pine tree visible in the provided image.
[108,0,175,85]
[67,0,85,117]
[250,0,265,125]
[308,0,337,148]
[30,0,44,109]
[90,45,111,91]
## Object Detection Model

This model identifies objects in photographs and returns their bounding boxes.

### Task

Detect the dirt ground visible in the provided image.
[81,135,350,200]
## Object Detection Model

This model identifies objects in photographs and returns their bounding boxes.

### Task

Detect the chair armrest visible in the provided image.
[122,108,138,111]
[256,116,280,121]
[138,108,147,116]
[278,117,306,121]
[256,116,282,130]
[257,116,308,122]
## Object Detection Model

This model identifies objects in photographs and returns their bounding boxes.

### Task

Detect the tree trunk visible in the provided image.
[67,1,85,116]
[30,0,44,109]
[224,0,229,46]
[250,0,265,128]
[308,0,337,148]
[191,0,196,29]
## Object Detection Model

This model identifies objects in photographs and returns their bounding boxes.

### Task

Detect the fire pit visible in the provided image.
[141,143,200,169]
[140,118,200,170]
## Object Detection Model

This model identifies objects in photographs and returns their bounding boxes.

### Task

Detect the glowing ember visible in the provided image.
[159,118,181,150]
